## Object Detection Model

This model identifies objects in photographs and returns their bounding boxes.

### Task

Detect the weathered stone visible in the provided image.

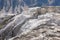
[0,7,60,40]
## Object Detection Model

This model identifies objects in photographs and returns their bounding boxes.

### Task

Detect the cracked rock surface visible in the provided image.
[0,7,60,40]
[9,12,60,40]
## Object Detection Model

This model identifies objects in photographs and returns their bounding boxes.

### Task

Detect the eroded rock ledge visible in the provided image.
[0,7,60,40]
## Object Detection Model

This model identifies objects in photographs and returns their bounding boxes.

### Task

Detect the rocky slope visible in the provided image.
[0,7,60,40]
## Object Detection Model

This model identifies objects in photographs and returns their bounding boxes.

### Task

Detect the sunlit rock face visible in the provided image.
[40,7,47,14]
[8,12,60,40]
[0,0,60,40]
[0,6,60,40]
[47,6,56,13]
[0,7,40,40]
[55,6,60,13]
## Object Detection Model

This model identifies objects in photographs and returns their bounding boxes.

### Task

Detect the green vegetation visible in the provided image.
[0,24,3,29]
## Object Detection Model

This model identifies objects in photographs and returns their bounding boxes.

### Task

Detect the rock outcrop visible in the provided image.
[0,7,60,40]
[8,12,60,40]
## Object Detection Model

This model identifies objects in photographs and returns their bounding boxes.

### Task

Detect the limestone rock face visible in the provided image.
[47,6,56,13]
[0,13,15,24]
[0,7,40,40]
[0,7,60,40]
[40,8,47,14]
[9,12,60,40]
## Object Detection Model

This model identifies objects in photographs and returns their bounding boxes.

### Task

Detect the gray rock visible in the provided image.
[0,7,60,40]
